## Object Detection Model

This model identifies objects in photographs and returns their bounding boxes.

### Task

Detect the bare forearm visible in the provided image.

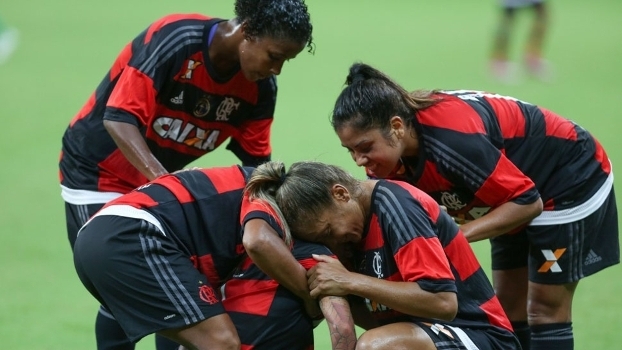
[103,120,168,180]
[243,220,308,300]
[461,199,543,242]
[320,296,356,350]
[345,273,456,321]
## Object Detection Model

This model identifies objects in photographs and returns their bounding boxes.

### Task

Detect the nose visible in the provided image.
[270,61,284,76]
[354,152,367,167]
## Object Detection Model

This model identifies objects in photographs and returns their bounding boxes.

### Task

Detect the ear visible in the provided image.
[390,116,405,139]
[331,184,351,203]
[240,21,253,41]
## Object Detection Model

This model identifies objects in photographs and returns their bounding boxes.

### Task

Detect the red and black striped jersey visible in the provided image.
[60,14,276,194]
[100,165,282,289]
[356,180,513,332]
[222,239,333,350]
[372,91,611,224]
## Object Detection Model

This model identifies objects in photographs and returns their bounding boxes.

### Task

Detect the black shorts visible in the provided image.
[64,202,104,249]
[417,322,520,350]
[73,215,226,342]
[491,188,620,284]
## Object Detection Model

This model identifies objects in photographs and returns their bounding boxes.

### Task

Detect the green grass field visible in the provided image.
[1,0,620,348]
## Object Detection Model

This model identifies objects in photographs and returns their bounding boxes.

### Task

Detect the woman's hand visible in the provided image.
[307,254,354,298]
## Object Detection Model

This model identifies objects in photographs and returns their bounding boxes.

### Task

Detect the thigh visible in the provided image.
[492,268,528,320]
[74,215,227,343]
[491,230,529,270]
[159,313,240,350]
[357,322,435,350]
[64,202,104,249]
[528,281,577,324]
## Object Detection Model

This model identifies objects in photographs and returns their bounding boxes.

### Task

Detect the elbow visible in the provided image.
[436,292,458,321]
[242,230,266,256]
[529,198,544,219]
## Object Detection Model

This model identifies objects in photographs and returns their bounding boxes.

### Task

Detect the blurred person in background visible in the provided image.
[330,62,619,350]
[73,165,341,350]
[489,0,551,83]
[248,160,521,350]
[0,17,18,64]
[58,0,314,349]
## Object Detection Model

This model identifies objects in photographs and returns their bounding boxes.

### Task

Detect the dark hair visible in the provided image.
[245,161,360,236]
[331,62,440,136]
[235,0,314,53]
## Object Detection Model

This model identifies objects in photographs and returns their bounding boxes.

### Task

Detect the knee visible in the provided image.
[204,328,240,350]
[355,332,376,350]
[181,328,241,350]
[527,296,572,324]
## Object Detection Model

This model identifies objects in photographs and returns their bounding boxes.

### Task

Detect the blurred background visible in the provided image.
[0,0,620,348]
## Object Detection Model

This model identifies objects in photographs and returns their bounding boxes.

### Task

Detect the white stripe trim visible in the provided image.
[78,205,166,237]
[61,185,123,205]
[446,325,480,350]
[530,171,614,226]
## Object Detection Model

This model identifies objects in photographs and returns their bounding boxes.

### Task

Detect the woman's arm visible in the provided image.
[103,120,168,181]
[242,218,320,317]
[319,295,357,350]
[460,199,543,242]
[308,255,457,321]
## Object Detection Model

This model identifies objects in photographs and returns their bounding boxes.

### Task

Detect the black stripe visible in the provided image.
[138,25,204,76]
[139,221,204,324]
[426,136,490,189]
[375,186,418,246]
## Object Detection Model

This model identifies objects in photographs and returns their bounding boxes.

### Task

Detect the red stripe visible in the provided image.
[222,279,278,316]
[97,148,149,192]
[541,108,577,140]
[69,93,96,127]
[395,236,454,282]
[480,296,513,331]
[105,191,158,209]
[200,166,246,194]
[107,66,157,126]
[418,96,486,134]
[476,156,535,206]
[444,231,480,281]
[485,98,526,138]
[190,254,222,288]
[363,215,384,250]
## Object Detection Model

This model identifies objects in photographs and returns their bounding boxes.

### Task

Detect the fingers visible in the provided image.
[312,254,333,262]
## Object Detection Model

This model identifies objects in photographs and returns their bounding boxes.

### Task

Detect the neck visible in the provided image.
[359,180,377,221]
[402,127,419,157]
[208,19,243,76]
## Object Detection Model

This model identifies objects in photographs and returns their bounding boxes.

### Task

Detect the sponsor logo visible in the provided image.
[584,250,602,265]
[182,60,202,80]
[163,314,176,320]
[152,117,221,150]
[170,91,184,105]
[538,248,566,273]
[215,97,240,121]
[199,285,218,305]
[193,96,211,118]
[423,322,455,339]
[365,298,389,313]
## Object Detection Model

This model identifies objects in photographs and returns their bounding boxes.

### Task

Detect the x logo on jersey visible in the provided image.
[538,248,566,273]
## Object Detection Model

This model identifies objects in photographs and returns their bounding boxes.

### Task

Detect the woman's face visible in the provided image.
[336,123,404,178]
[296,185,366,248]
[238,35,305,82]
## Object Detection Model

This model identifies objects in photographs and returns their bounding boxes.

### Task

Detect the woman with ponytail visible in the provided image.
[330,62,618,350]
[247,160,521,350]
